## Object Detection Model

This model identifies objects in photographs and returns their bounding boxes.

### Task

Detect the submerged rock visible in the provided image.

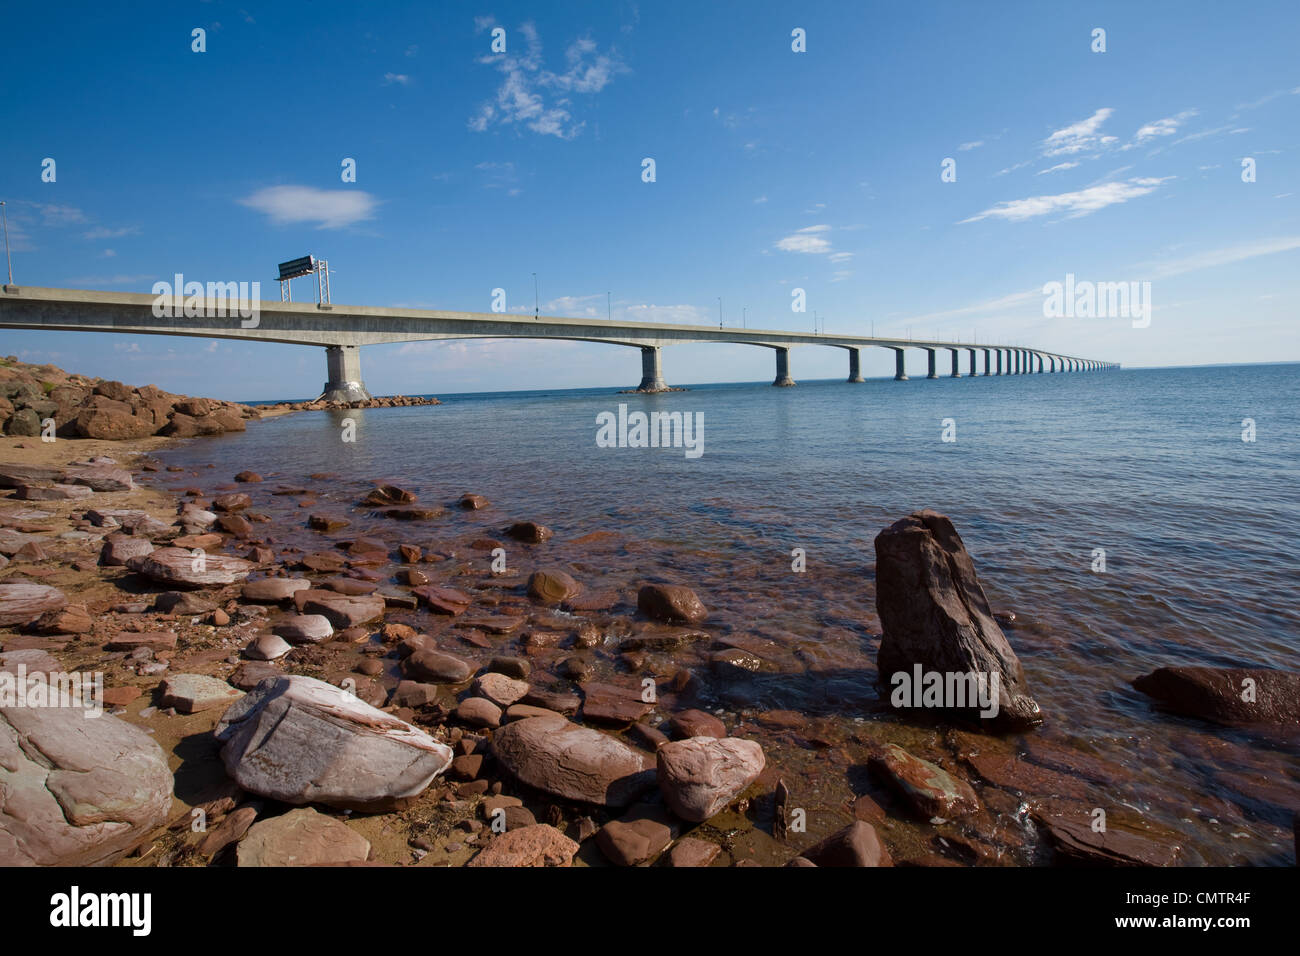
[637,584,708,624]
[874,510,1043,730]
[869,743,979,819]
[1132,666,1300,726]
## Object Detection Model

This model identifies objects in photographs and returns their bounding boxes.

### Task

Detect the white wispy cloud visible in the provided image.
[83,225,140,240]
[469,23,628,139]
[238,185,379,229]
[960,177,1171,223]
[775,224,832,255]
[1144,236,1300,279]
[1132,109,1198,143]
[958,140,984,151]
[1037,161,1080,175]
[383,72,411,86]
[1042,108,1114,156]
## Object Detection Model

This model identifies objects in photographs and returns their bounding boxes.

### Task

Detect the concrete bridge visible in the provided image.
[0,286,1119,402]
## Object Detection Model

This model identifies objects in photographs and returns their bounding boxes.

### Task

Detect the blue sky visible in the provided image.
[2,0,1297,400]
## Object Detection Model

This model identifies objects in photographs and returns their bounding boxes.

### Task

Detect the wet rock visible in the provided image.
[0,701,173,865]
[474,672,530,708]
[246,634,292,661]
[657,737,765,822]
[217,514,254,537]
[212,493,252,512]
[216,674,454,811]
[467,824,578,867]
[413,585,473,616]
[506,521,552,543]
[492,716,656,806]
[579,681,652,724]
[637,584,708,624]
[488,656,531,680]
[159,674,244,714]
[403,649,472,684]
[670,708,726,739]
[870,743,980,819]
[242,577,311,603]
[799,821,892,867]
[0,582,66,627]
[127,547,255,588]
[237,807,371,867]
[459,494,489,510]
[1034,806,1183,866]
[362,484,417,506]
[629,721,670,751]
[874,510,1043,730]
[505,703,562,722]
[1132,666,1300,726]
[527,569,582,604]
[308,514,350,532]
[522,687,581,715]
[963,752,1090,800]
[233,471,262,483]
[670,837,721,867]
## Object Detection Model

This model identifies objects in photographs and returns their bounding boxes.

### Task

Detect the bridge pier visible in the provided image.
[847,348,864,382]
[321,345,372,403]
[636,346,670,392]
[968,348,977,377]
[773,347,796,387]
[983,349,991,376]
[892,348,908,380]
[925,348,938,379]
[995,350,1003,375]
[949,348,962,377]
[1036,353,1044,373]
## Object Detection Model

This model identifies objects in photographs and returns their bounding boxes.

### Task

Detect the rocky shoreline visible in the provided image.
[1,381,1297,867]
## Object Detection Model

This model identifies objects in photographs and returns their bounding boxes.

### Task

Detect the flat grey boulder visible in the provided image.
[491,716,656,807]
[0,701,173,865]
[126,547,255,588]
[215,675,454,811]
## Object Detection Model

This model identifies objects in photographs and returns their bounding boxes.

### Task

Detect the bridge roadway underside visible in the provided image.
[0,287,1118,400]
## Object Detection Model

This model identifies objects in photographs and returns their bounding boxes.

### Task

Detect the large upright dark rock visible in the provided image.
[873,510,1043,730]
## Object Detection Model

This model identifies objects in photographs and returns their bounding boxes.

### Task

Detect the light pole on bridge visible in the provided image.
[1,201,14,291]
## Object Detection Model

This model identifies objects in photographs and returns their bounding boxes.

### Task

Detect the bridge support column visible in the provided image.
[773,347,796,387]
[1036,353,1044,373]
[968,348,977,377]
[926,348,937,379]
[995,350,1003,375]
[1015,350,1022,374]
[983,349,991,375]
[892,348,908,380]
[847,348,864,382]
[949,349,962,377]
[321,345,372,403]
[636,346,669,392]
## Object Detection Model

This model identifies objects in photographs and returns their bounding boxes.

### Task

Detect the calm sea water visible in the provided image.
[158,363,1300,864]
